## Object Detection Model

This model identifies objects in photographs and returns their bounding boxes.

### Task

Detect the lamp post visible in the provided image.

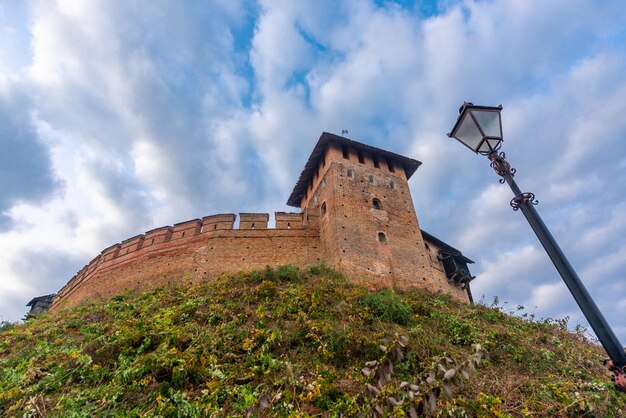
[447,102,626,392]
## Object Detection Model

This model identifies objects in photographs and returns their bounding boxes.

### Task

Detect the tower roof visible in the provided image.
[420,230,474,264]
[287,132,422,207]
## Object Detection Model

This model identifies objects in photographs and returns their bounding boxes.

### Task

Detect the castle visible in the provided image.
[41,132,475,314]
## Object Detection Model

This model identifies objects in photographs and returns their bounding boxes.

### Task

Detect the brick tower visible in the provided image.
[288,132,469,299]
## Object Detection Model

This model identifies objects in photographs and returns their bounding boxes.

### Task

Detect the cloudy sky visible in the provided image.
[1,0,626,344]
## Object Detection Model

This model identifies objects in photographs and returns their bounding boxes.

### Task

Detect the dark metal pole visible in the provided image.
[489,152,626,371]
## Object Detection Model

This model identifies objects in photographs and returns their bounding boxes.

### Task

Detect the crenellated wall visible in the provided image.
[50,212,320,312]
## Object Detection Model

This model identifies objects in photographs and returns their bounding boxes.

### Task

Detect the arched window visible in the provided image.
[390,180,396,189]
[347,169,354,178]
[321,202,327,215]
[378,232,388,243]
[369,175,375,184]
[372,198,382,210]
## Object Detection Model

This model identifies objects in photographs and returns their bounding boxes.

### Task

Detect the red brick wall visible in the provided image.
[50,214,320,312]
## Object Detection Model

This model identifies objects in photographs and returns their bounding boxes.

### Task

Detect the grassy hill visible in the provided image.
[1,264,624,417]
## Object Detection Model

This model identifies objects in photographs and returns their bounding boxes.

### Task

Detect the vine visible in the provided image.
[359,333,488,416]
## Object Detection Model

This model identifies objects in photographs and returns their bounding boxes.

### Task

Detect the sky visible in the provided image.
[1,0,626,345]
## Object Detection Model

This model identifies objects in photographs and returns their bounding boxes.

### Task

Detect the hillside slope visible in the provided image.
[1,265,624,417]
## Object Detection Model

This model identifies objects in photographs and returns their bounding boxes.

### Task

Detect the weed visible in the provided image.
[361,289,412,325]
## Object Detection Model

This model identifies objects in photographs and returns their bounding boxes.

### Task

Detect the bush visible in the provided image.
[308,262,347,282]
[275,264,302,282]
[248,264,304,283]
[0,321,14,332]
[361,290,412,325]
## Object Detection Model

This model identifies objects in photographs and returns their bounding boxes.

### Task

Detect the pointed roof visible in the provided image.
[287,132,422,207]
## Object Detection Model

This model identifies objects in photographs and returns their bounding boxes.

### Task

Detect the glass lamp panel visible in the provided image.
[486,138,502,150]
[477,140,492,153]
[453,113,483,151]
[471,110,502,138]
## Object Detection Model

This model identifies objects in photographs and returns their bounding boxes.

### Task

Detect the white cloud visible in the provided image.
[528,281,570,313]
[1,0,626,347]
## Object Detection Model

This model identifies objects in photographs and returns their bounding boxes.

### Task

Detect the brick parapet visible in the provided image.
[275,212,303,229]
[239,213,269,230]
[201,214,236,232]
[171,219,202,240]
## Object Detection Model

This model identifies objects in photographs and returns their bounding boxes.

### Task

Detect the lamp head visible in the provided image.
[448,102,503,155]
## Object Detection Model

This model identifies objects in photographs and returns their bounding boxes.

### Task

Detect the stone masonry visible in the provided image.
[49,133,474,312]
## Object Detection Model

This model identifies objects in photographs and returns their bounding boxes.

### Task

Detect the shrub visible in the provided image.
[0,321,14,332]
[275,264,302,282]
[361,290,412,325]
[308,262,347,282]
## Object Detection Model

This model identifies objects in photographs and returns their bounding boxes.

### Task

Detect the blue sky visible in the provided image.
[1,0,626,346]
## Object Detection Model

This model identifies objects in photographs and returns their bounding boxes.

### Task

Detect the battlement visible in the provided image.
[239,213,269,229]
[201,214,236,231]
[275,212,304,229]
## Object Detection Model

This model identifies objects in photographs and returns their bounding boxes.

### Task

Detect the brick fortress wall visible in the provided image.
[50,213,321,312]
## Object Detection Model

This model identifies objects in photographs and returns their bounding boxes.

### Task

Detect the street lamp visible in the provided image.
[448,102,626,392]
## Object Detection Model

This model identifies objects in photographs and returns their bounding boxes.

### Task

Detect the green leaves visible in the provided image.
[361,290,412,325]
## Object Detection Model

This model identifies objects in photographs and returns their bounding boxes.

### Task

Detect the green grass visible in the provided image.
[1,264,624,417]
